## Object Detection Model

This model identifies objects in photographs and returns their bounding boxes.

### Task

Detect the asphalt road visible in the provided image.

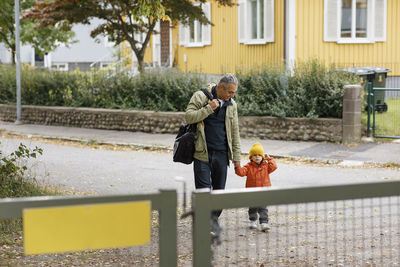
[2,136,400,266]
[1,136,399,199]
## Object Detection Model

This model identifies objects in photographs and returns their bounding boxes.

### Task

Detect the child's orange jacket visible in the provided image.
[235,155,277,188]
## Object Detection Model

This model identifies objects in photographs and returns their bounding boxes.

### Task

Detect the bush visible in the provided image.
[0,142,48,236]
[235,64,289,117]
[286,60,358,118]
[131,68,206,111]
[0,64,16,104]
[0,60,358,118]
[0,143,43,198]
[235,60,358,118]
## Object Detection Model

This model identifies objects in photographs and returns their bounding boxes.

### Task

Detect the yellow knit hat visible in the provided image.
[249,142,264,160]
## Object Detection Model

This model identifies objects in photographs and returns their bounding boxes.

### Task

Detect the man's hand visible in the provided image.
[233,161,240,168]
[208,99,219,111]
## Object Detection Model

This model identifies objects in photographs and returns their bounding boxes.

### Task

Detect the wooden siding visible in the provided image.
[172,0,284,74]
[296,0,400,76]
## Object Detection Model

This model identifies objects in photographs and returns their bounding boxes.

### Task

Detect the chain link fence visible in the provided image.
[192,182,400,266]
[212,197,399,266]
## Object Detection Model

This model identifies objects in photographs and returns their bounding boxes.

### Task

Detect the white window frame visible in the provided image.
[51,63,69,71]
[100,62,116,70]
[179,2,211,47]
[238,0,274,45]
[189,19,203,46]
[324,0,387,44]
[339,0,371,43]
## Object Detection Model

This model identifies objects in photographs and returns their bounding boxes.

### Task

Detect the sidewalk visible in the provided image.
[1,121,399,165]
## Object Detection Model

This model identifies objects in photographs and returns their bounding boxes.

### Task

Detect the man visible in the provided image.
[185,73,241,237]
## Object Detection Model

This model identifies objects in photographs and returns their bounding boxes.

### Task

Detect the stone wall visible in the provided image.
[0,104,343,142]
[239,116,342,142]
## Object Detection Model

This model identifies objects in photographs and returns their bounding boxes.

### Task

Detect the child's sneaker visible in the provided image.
[249,220,258,229]
[260,223,270,231]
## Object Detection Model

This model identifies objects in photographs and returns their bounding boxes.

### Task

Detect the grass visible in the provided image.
[373,97,400,137]
[362,97,400,138]
[0,180,58,238]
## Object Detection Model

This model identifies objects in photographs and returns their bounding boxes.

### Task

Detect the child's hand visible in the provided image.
[264,153,270,159]
[233,161,241,168]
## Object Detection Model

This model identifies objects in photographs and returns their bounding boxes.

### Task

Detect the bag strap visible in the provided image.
[200,88,214,100]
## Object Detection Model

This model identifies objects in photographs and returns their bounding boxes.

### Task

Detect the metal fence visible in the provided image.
[386,76,400,89]
[373,88,400,139]
[3,182,400,266]
[192,182,400,266]
[0,189,177,267]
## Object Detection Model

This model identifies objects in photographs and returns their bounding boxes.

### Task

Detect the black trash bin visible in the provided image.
[367,66,391,112]
[346,67,375,111]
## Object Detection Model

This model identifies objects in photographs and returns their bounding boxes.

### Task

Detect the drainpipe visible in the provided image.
[283,0,286,64]
[285,0,296,74]
[169,22,173,67]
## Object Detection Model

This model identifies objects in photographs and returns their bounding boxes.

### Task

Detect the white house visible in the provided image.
[0,18,118,71]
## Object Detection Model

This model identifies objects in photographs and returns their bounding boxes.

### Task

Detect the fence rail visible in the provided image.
[3,182,400,266]
[0,189,177,267]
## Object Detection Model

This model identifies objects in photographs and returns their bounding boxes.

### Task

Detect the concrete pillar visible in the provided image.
[342,85,362,144]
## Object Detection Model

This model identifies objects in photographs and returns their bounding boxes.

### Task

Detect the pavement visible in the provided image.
[1,120,399,166]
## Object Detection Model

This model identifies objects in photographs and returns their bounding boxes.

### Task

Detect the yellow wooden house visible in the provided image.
[126,0,399,82]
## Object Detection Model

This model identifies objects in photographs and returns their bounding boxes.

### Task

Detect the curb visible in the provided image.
[0,130,173,152]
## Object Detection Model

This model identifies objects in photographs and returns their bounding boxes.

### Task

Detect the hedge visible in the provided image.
[0,60,358,118]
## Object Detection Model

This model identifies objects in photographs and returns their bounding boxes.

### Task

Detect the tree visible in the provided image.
[0,0,75,65]
[21,20,75,59]
[24,0,235,72]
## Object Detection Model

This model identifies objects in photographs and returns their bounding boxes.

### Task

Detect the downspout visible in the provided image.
[169,22,173,67]
[283,0,286,64]
[285,0,296,74]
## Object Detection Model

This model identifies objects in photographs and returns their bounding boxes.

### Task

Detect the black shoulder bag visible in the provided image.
[173,88,213,164]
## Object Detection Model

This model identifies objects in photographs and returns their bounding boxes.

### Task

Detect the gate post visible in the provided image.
[159,189,177,267]
[342,85,362,143]
[192,189,213,267]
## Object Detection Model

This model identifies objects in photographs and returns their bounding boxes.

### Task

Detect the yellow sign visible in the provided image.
[23,201,151,255]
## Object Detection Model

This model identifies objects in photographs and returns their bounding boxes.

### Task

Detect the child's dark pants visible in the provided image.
[248,207,269,223]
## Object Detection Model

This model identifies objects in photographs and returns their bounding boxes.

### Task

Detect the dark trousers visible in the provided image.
[193,150,228,218]
[248,207,269,224]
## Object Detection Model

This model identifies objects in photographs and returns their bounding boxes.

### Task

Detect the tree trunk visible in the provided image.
[11,45,16,65]
[135,49,145,73]
[137,59,144,73]
[127,40,146,73]
[126,21,156,73]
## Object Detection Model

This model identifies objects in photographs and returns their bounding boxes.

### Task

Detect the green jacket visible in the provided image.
[185,84,241,163]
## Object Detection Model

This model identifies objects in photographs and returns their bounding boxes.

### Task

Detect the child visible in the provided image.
[235,142,277,231]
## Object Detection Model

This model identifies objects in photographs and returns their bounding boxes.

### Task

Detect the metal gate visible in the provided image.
[371,87,400,139]
[0,189,177,267]
[192,182,400,266]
